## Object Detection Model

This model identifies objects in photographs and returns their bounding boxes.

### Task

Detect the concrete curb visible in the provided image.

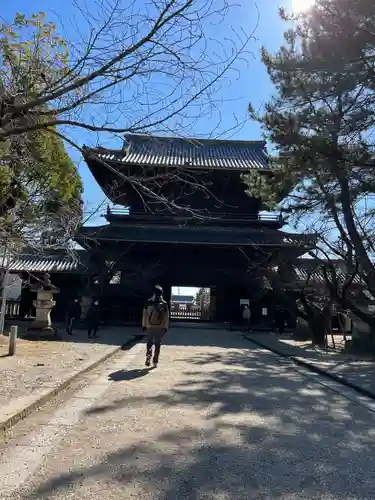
[244,334,375,402]
[0,334,144,432]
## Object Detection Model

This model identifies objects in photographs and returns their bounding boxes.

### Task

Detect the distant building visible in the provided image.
[171,295,196,311]
[171,295,195,305]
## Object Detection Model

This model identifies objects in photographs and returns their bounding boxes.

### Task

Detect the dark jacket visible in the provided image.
[274,308,287,324]
[86,303,101,326]
[67,300,81,320]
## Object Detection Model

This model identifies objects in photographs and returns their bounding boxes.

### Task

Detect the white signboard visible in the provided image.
[240,299,249,306]
[262,308,268,316]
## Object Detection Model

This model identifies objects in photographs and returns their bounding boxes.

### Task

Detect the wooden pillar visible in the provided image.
[209,286,217,321]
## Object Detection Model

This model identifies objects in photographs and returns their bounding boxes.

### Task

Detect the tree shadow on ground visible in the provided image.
[244,332,375,396]
[21,334,375,500]
[254,333,373,360]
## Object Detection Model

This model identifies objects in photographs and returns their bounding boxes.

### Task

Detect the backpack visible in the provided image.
[148,301,167,326]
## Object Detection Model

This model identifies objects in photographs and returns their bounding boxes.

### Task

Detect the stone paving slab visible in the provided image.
[0,327,142,431]
[245,332,375,397]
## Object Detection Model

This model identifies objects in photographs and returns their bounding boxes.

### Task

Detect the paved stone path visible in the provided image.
[2,328,375,499]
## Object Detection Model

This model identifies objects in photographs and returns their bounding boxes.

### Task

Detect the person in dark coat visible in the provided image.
[86,299,101,339]
[273,307,287,335]
[65,297,81,336]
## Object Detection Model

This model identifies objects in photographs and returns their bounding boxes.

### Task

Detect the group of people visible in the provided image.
[66,286,291,368]
[66,297,101,339]
[65,285,170,367]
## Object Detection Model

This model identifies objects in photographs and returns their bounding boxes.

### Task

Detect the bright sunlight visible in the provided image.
[292,0,315,12]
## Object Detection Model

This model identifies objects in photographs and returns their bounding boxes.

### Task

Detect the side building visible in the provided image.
[77,134,316,326]
[0,250,89,322]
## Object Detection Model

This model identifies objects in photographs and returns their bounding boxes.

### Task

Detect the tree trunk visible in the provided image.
[300,296,330,346]
[309,314,329,346]
[338,173,375,296]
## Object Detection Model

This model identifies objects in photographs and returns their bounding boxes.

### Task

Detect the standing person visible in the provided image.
[274,306,286,335]
[142,285,169,368]
[65,297,81,336]
[86,298,101,339]
[242,304,251,331]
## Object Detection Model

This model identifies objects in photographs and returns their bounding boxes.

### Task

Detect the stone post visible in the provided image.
[8,325,18,356]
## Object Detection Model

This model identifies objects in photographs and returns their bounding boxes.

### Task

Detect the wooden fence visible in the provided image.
[170,310,202,320]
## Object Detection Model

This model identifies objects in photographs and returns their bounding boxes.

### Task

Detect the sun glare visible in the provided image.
[292,0,315,12]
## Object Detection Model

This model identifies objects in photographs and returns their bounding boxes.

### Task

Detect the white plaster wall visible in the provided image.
[2,273,22,300]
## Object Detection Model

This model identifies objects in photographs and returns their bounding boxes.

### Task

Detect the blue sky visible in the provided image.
[2,0,293,219]
[3,0,302,294]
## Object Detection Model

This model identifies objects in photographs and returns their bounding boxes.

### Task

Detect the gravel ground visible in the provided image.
[0,327,140,408]
[3,328,375,500]
[246,332,375,396]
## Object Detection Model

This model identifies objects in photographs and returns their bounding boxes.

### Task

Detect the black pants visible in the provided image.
[88,324,99,337]
[65,315,75,334]
[146,328,165,362]
[277,320,285,334]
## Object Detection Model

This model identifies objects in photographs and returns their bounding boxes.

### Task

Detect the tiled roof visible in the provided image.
[86,134,268,171]
[1,253,87,274]
[78,224,315,247]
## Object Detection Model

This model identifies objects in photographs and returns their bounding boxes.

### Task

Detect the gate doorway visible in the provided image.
[170,286,211,321]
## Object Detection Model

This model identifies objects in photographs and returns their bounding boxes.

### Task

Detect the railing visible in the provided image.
[106,207,282,224]
[0,299,20,318]
[171,310,202,320]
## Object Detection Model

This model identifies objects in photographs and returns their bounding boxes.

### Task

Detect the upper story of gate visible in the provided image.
[83,134,283,228]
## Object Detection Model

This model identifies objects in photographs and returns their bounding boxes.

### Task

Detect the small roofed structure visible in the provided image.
[0,250,90,322]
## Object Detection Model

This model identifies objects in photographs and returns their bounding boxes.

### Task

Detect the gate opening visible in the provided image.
[170,286,211,321]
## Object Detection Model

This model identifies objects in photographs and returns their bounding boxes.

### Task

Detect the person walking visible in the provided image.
[273,307,286,335]
[142,285,169,368]
[65,297,81,336]
[242,304,251,331]
[86,298,101,339]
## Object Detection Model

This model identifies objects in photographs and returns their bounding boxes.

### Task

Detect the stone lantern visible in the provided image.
[26,273,59,339]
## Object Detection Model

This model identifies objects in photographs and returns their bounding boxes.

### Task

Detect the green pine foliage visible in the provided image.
[244,0,375,334]
[246,0,375,219]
